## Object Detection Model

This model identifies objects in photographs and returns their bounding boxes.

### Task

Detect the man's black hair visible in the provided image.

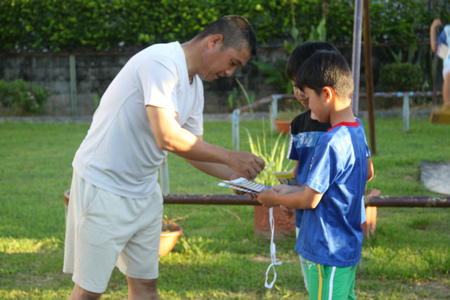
[195,15,258,56]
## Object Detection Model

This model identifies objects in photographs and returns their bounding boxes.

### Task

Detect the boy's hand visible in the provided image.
[255,189,278,208]
[280,205,294,218]
[272,184,303,194]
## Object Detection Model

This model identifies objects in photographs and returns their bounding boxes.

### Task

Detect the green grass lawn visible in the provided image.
[0,118,449,299]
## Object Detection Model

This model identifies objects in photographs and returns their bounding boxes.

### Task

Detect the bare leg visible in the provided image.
[127,277,159,300]
[68,283,102,300]
[443,73,450,109]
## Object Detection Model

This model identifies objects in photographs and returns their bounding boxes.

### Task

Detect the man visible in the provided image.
[64,15,264,299]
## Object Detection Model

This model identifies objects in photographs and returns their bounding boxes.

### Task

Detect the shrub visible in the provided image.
[0,0,444,53]
[0,79,51,116]
[379,62,424,92]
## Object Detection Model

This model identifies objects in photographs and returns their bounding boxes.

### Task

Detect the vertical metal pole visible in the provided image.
[403,94,410,133]
[363,0,376,155]
[351,0,363,116]
[270,95,278,132]
[160,157,170,194]
[232,109,240,151]
[69,55,78,117]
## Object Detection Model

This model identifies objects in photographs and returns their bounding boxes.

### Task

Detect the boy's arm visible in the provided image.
[256,185,323,209]
[367,157,374,181]
[292,161,299,176]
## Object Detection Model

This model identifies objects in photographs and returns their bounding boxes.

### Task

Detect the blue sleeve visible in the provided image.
[438,30,446,45]
[287,133,299,161]
[305,140,339,194]
[356,118,371,158]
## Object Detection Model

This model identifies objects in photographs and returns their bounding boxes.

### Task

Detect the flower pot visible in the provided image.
[159,228,183,257]
[254,205,296,238]
[273,119,291,135]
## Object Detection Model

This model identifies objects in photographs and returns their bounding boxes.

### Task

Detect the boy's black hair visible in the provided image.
[296,50,354,99]
[194,15,258,56]
[286,41,339,80]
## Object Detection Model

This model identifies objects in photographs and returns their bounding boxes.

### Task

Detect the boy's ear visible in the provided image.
[323,86,335,103]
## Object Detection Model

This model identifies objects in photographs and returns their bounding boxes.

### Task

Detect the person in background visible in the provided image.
[430,18,450,109]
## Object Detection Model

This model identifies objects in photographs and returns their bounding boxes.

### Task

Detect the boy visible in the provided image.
[257,50,369,299]
[285,42,373,292]
[285,41,338,291]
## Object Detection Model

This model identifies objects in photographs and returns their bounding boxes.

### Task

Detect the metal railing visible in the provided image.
[231,91,442,151]
[64,190,450,207]
[160,91,442,192]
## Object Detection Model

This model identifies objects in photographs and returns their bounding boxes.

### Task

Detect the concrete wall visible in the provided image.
[0,48,283,116]
[0,44,439,116]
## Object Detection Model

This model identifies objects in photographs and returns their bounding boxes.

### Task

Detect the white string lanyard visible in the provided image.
[264,207,282,289]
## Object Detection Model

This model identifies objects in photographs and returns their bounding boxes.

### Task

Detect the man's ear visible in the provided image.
[208,34,223,49]
[323,86,335,103]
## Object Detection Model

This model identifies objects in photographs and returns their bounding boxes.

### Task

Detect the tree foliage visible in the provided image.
[0,0,448,53]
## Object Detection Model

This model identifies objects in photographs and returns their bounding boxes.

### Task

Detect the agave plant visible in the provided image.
[245,125,294,187]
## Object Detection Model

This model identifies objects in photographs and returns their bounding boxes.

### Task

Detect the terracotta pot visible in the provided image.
[254,205,296,238]
[159,228,183,257]
[273,119,291,135]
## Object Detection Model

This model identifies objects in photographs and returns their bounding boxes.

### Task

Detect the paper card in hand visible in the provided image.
[274,171,298,186]
[218,177,270,194]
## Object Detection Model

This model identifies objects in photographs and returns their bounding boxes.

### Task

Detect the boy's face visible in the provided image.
[303,87,330,123]
[291,80,309,108]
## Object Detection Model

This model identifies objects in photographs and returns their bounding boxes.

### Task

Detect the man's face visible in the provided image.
[199,44,251,82]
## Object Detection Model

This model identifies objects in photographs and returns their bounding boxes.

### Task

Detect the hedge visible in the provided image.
[0,0,449,53]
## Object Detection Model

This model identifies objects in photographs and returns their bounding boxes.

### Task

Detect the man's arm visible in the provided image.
[146,105,264,179]
[185,135,239,180]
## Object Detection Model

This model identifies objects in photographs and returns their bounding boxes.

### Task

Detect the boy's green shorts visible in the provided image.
[305,260,357,300]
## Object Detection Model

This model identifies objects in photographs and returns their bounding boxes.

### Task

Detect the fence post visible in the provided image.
[69,55,78,117]
[232,109,240,151]
[160,157,170,194]
[270,95,278,132]
[403,93,410,132]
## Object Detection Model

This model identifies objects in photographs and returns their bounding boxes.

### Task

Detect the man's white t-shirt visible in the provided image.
[73,42,204,198]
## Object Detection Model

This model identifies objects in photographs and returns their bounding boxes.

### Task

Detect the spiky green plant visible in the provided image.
[245,125,294,186]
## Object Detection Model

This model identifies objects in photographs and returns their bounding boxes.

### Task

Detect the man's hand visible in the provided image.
[227,151,265,180]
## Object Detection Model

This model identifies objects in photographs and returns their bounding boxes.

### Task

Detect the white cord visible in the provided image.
[264,207,282,289]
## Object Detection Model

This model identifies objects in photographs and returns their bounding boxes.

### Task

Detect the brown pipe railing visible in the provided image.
[64,191,450,208]
[162,194,450,208]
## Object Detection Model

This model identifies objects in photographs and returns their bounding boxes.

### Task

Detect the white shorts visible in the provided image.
[443,61,450,78]
[63,170,163,293]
